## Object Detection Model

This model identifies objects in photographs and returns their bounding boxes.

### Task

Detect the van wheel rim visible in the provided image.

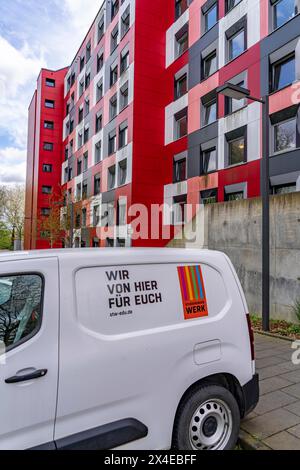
[189,399,233,450]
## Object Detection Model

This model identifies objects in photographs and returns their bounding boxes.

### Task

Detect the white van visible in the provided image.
[0,249,258,450]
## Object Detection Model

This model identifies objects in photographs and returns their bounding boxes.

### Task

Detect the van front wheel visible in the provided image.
[173,385,240,450]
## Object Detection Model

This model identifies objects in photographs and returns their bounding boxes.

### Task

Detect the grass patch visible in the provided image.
[251,315,300,340]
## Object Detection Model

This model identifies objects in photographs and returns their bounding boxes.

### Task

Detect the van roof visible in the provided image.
[0,248,225,264]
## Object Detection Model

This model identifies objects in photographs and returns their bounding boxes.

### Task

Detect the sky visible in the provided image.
[0,0,102,185]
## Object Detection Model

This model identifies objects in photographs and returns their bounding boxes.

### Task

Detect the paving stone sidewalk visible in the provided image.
[241,333,300,450]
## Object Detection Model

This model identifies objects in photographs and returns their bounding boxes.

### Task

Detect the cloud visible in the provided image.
[0,0,102,186]
[0,147,26,184]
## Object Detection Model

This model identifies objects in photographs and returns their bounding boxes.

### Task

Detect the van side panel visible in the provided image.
[55,251,252,450]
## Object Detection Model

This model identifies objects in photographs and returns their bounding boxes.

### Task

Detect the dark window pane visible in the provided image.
[228,137,245,165]
[273,55,295,91]
[274,119,296,152]
[274,0,297,29]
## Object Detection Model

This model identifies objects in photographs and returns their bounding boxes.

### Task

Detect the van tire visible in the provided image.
[173,384,240,450]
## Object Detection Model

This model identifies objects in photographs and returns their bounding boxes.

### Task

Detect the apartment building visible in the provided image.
[25,0,300,249]
[25,67,68,250]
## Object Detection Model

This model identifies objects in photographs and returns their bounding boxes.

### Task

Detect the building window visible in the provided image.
[77,159,82,176]
[119,122,128,148]
[68,167,73,182]
[174,108,188,140]
[120,82,129,110]
[45,99,55,109]
[82,183,88,202]
[96,79,103,102]
[121,6,130,38]
[110,63,118,87]
[201,148,217,174]
[227,134,246,166]
[78,131,83,149]
[175,0,188,20]
[272,183,297,194]
[175,25,189,59]
[43,142,53,151]
[85,97,90,117]
[201,189,218,205]
[225,191,244,201]
[273,0,298,30]
[85,72,91,89]
[93,205,100,227]
[204,3,218,32]
[97,52,104,73]
[98,16,104,42]
[175,73,187,100]
[46,78,55,87]
[225,80,247,114]
[112,0,119,18]
[203,98,217,126]
[41,208,51,217]
[274,117,297,152]
[228,28,246,61]
[271,53,295,92]
[70,140,74,156]
[82,208,87,226]
[111,25,119,53]
[94,174,101,196]
[202,51,217,80]
[118,160,127,186]
[79,79,84,97]
[44,121,54,130]
[110,94,118,120]
[95,140,102,163]
[80,56,85,72]
[43,164,53,173]
[69,119,74,134]
[83,152,88,171]
[108,131,117,155]
[117,200,127,227]
[84,126,89,144]
[78,107,83,124]
[225,0,242,14]
[173,157,186,183]
[173,195,187,225]
[42,186,52,195]
[120,48,130,74]
[86,41,91,63]
[106,238,115,247]
[95,112,103,133]
[108,165,116,190]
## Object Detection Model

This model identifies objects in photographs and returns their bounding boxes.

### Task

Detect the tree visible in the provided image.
[2,185,25,247]
[37,186,74,248]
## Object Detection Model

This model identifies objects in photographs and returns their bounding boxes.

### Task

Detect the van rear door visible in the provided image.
[0,257,59,450]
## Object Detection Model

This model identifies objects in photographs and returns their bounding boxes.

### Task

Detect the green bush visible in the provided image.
[0,222,12,250]
[292,299,300,323]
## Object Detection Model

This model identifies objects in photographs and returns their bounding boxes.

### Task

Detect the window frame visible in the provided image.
[0,272,44,354]
[273,115,297,154]
[272,0,298,31]
[271,52,296,93]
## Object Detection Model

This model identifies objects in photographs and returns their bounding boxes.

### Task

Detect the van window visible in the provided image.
[0,274,43,352]
[75,263,228,336]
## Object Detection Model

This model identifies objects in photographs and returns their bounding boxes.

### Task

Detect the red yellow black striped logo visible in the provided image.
[177,265,208,320]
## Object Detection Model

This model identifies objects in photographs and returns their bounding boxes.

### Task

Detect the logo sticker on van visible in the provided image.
[177,266,208,320]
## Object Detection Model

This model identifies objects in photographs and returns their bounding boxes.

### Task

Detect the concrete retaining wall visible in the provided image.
[168,192,300,322]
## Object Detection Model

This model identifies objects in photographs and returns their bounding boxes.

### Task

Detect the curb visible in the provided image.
[253,329,296,343]
[239,430,271,451]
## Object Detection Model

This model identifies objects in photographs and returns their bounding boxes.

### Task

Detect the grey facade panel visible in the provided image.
[189,23,219,90]
[260,15,300,96]
[102,190,116,204]
[187,121,218,178]
[269,149,300,178]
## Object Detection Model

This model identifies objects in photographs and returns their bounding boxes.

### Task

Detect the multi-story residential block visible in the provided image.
[25,67,68,250]
[25,0,300,250]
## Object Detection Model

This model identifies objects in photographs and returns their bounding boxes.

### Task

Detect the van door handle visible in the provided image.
[5,369,48,384]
